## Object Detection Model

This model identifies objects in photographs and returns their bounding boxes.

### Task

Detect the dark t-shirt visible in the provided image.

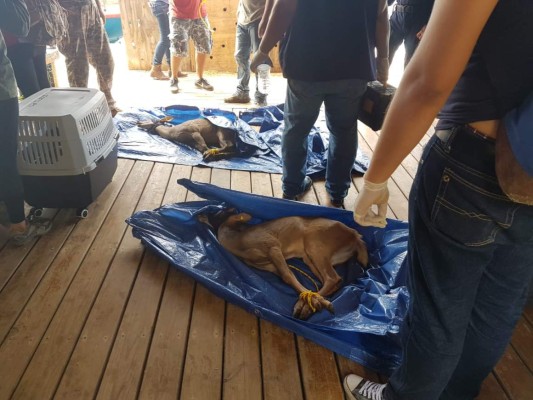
[438,0,533,128]
[280,0,378,82]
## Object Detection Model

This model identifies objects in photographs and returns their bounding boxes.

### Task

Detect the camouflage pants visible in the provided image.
[170,17,213,57]
[58,3,116,108]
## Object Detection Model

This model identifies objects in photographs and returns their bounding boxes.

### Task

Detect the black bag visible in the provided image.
[358,81,396,131]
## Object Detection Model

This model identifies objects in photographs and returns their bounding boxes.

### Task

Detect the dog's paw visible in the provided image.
[293,293,334,320]
[137,120,156,130]
[202,148,220,161]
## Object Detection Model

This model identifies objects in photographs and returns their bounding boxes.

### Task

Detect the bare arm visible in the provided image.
[258,0,298,54]
[364,0,499,183]
[375,0,389,60]
[258,0,275,38]
[0,0,30,37]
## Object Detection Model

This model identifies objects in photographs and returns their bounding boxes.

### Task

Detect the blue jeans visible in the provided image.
[388,9,429,67]
[282,78,367,199]
[152,10,171,66]
[234,20,271,100]
[384,126,533,399]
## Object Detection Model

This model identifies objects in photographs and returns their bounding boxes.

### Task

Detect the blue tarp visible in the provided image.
[114,105,369,175]
[126,179,409,375]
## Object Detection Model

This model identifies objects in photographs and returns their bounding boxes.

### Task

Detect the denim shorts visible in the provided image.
[170,17,213,56]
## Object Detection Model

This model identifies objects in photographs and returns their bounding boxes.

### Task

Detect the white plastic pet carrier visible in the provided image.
[17,87,117,175]
[16,88,119,218]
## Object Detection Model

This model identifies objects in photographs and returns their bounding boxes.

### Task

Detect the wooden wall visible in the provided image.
[118,0,281,73]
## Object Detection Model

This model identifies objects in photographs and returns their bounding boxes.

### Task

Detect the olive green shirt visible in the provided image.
[0,0,30,101]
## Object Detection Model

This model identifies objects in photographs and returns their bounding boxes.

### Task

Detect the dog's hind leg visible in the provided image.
[203,128,237,161]
[268,247,309,295]
[189,131,210,153]
[265,248,334,319]
[294,255,341,319]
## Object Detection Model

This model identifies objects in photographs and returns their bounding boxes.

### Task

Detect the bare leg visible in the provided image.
[171,55,183,80]
[196,53,207,79]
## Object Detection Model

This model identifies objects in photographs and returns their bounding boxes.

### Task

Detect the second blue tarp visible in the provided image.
[127,179,409,375]
[114,105,369,175]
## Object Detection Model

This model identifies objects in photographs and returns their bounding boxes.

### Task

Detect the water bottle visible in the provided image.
[256,64,271,95]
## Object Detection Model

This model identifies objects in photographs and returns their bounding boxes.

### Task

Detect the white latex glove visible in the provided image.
[250,50,270,73]
[376,57,389,87]
[353,179,389,228]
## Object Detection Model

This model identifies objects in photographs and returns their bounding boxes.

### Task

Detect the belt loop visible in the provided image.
[446,126,460,153]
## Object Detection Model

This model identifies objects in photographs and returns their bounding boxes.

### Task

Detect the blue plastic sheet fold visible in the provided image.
[114,105,369,175]
[127,179,409,375]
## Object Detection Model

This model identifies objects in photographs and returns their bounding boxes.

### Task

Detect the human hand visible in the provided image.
[353,179,389,228]
[377,57,389,87]
[416,25,426,40]
[250,50,270,73]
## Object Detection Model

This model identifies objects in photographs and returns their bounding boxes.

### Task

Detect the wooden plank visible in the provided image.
[336,355,381,384]
[95,251,169,399]
[298,337,345,400]
[523,306,533,325]
[261,321,304,400]
[223,305,262,400]
[179,284,225,400]
[511,317,533,371]
[493,345,533,400]
[9,161,153,400]
[0,208,63,292]
[221,169,263,400]
[0,209,75,337]
[478,373,510,400]
[95,164,193,400]
[136,165,197,400]
[137,268,195,400]
[0,159,134,400]
[53,163,173,400]
[178,166,225,400]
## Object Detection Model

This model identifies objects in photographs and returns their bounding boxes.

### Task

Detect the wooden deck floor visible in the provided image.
[1,50,532,399]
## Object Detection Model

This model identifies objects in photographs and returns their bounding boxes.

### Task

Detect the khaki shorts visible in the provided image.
[170,17,213,57]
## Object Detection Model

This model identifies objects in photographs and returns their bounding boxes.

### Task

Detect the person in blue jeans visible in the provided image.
[148,0,187,80]
[251,0,389,207]
[387,0,434,67]
[348,0,533,399]
[224,0,271,107]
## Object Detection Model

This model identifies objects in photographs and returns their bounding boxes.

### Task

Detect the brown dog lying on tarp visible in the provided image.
[137,117,238,161]
[202,209,369,320]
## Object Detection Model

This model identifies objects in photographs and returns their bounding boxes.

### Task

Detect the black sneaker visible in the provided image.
[343,374,386,400]
[224,92,251,103]
[195,78,214,91]
[170,78,179,93]
[326,197,344,208]
[282,176,313,201]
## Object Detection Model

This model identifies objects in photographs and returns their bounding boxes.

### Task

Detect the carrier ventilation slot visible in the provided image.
[79,100,108,137]
[18,119,63,166]
[86,118,115,156]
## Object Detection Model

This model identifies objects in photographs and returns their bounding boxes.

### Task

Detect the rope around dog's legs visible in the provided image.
[298,290,323,312]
